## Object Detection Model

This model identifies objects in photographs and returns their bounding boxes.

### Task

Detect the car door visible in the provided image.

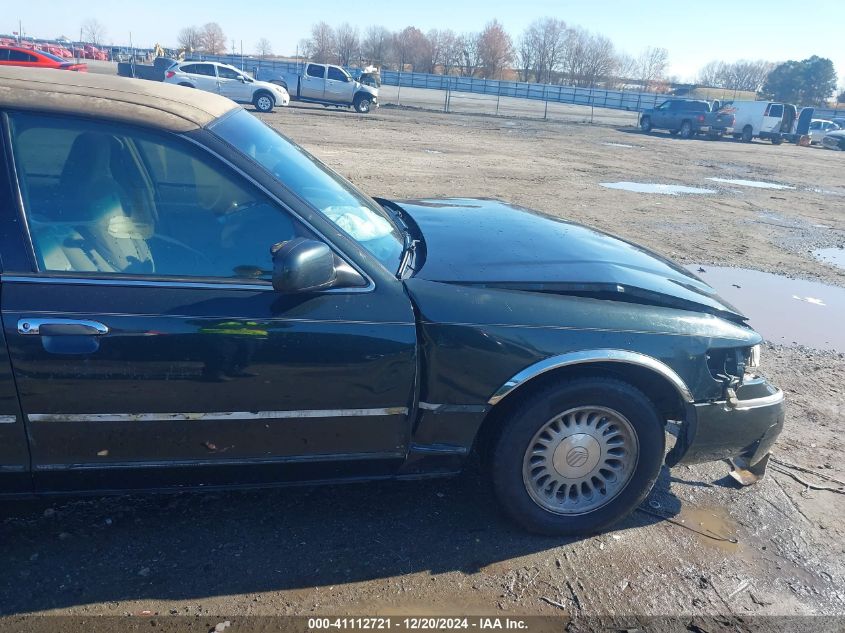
[0,110,417,493]
[215,65,252,103]
[762,103,784,133]
[300,64,326,100]
[0,140,31,495]
[652,101,671,128]
[324,66,354,103]
[186,63,218,92]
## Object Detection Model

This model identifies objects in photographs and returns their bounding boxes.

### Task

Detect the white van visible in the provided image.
[718,101,791,144]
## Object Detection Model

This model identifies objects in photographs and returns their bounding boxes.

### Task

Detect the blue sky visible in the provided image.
[6,0,845,84]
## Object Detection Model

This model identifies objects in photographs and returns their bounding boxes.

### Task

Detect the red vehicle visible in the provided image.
[0,45,87,71]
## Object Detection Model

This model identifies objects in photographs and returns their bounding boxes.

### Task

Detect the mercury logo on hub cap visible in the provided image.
[566,446,590,468]
[552,433,601,479]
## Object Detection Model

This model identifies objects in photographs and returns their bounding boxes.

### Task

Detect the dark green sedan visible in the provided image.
[0,67,783,535]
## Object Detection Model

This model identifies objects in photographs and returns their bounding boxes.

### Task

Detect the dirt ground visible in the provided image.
[1,103,844,629]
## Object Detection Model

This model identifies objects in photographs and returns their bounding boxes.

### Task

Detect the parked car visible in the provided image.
[822,129,845,151]
[639,99,735,139]
[808,119,840,144]
[0,45,87,72]
[256,62,378,113]
[117,56,178,82]
[0,67,784,535]
[714,100,795,143]
[163,60,289,112]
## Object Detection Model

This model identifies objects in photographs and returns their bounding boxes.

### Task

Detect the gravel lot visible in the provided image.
[1,100,843,629]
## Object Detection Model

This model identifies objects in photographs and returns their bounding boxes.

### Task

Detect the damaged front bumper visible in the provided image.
[665,375,785,476]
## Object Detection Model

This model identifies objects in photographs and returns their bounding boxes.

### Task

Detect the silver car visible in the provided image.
[164,61,289,113]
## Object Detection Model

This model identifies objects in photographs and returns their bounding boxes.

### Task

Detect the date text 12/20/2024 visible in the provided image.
[307,618,538,630]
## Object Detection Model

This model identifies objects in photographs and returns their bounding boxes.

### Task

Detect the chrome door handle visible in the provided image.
[18,318,109,336]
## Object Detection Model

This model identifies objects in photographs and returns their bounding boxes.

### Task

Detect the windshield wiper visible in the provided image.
[398,237,420,279]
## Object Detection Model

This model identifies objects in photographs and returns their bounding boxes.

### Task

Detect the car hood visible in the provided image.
[390,198,745,320]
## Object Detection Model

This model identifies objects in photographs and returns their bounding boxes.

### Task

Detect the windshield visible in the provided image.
[38,50,68,62]
[211,109,404,273]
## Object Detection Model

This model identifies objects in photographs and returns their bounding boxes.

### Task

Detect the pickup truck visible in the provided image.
[256,62,378,113]
[639,99,735,139]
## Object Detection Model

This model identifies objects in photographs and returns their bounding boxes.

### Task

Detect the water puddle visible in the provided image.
[814,248,845,271]
[600,182,716,195]
[675,506,739,553]
[689,266,845,351]
[707,177,795,190]
[601,142,636,148]
[423,149,444,154]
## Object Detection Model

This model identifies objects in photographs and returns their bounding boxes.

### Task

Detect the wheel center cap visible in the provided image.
[552,433,601,479]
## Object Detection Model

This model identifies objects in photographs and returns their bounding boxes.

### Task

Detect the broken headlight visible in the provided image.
[746,343,761,370]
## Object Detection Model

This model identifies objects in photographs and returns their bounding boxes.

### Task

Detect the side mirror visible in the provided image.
[237,75,246,82]
[271,238,337,293]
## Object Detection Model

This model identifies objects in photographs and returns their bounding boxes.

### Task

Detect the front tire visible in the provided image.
[353,94,372,114]
[490,378,665,536]
[640,116,652,133]
[253,91,275,113]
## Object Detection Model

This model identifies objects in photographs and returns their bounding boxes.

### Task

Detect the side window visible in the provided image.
[179,63,197,74]
[767,104,784,118]
[327,67,347,82]
[189,64,215,77]
[0,49,9,61]
[657,101,670,110]
[809,121,821,130]
[9,50,37,62]
[8,113,311,281]
[217,66,241,80]
[306,64,324,78]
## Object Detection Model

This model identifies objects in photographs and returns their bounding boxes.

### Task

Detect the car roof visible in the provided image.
[0,65,239,132]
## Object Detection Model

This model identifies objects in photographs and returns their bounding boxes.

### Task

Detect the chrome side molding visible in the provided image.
[488,349,695,405]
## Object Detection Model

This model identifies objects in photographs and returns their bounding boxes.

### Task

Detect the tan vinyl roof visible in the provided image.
[0,66,240,132]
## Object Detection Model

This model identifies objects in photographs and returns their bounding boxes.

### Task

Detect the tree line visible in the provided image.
[170,18,841,105]
[298,18,672,91]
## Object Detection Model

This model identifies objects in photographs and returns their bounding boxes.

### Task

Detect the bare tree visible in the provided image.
[424,29,444,74]
[697,60,724,86]
[392,26,428,71]
[697,59,775,93]
[637,46,669,90]
[560,27,588,86]
[201,22,226,55]
[361,26,391,65]
[177,26,203,53]
[305,22,336,63]
[477,20,513,79]
[458,32,481,77]
[580,33,616,87]
[256,38,273,59]
[516,30,536,82]
[611,52,638,88]
[334,23,360,66]
[81,18,107,46]
[526,18,567,84]
[440,30,462,75]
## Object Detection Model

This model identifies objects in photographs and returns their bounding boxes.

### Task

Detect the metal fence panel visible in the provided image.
[196,54,843,119]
